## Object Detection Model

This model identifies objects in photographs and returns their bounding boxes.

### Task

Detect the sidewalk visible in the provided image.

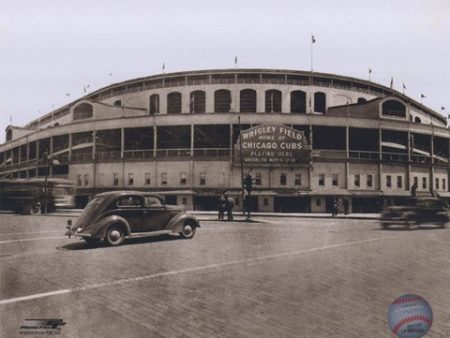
[191,211,380,221]
[38,209,380,220]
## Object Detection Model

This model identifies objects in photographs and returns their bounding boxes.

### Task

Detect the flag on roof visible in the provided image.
[421,94,426,98]
[402,83,406,89]
[369,68,372,74]
[311,35,316,43]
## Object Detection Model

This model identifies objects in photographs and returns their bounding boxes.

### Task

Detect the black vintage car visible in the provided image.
[66,191,200,246]
[380,197,449,229]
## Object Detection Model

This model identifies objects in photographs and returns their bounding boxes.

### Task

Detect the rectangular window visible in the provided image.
[255,172,262,186]
[263,198,269,206]
[280,173,287,186]
[414,176,418,187]
[443,178,446,191]
[77,174,82,186]
[386,175,391,188]
[316,198,321,206]
[295,174,302,186]
[144,173,151,185]
[422,177,427,189]
[180,172,187,185]
[332,173,338,187]
[128,173,134,186]
[354,174,360,187]
[436,178,439,190]
[113,173,119,186]
[182,197,187,205]
[318,174,325,186]
[367,175,373,188]
[84,174,89,186]
[199,172,206,186]
[161,172,168,185]
[397,175,402,189]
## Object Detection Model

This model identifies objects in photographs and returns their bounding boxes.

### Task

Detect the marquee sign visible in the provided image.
[234,125,311,166]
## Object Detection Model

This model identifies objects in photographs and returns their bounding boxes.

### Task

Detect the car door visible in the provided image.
[142,196,168,232]
[114,195,145,233]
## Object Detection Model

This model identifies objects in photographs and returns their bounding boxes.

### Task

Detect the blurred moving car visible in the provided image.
[66,191,200,246]
[380,197,449,229]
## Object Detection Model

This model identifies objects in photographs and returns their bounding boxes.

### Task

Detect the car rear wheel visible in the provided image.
[179,222,196,239]
[105,224,126,246]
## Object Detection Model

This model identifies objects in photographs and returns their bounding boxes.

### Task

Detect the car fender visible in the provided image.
[90,215,131,239]
[166,213,200,233]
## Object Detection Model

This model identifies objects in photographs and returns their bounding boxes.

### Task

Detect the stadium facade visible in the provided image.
[1,69,449,213]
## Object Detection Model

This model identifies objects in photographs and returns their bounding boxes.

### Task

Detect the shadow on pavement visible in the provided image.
[376,225,448,231]
[57,234,183,251]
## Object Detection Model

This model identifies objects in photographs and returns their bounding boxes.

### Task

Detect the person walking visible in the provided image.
[225,194,234,221]
[217,194,226,220]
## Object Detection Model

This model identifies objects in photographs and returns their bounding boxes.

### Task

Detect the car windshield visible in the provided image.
[416,199,447,208]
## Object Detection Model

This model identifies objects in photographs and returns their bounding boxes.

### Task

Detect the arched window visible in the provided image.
[357,97,367,104]
[167,92,182,114]
[414,116,421,123]
[214,89,231,112]
[190,91,206,113]
[382,100,406,118]
[314,92,326,113]
[265,90,282,113]
[240,89,257,112]
[149,94,159,115]
[291,91,306,114]
[113,100,122,106]
[73,103,93,120]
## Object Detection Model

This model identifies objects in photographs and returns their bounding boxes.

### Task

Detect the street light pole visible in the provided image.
[43,151,49,214]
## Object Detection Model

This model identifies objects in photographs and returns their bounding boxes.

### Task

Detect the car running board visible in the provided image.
[126,230,173,239]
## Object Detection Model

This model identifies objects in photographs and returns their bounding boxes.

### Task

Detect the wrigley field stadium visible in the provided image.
[1,69,449,213]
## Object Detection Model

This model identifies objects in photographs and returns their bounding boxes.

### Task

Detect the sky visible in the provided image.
[0,0,449,143]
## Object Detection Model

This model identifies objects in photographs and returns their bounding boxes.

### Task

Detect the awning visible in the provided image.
[153,190,196,196]
[309,189,351,196]
[381,190,414,197]
[349,190,382,197]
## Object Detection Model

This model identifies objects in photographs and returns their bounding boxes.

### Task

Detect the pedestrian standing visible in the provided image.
[225,194,234,221]
[244,192,251,220]
[332,198,338,217]
[343,199,349,215]
[218,194,226,220]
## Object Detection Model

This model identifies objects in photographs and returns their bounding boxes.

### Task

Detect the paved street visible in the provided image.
[0,214,450,337]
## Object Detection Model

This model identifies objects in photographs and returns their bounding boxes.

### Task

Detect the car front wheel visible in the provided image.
[179,222,196,239]
[105,224,126,246]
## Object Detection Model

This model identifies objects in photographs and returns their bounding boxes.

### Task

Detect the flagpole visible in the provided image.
[238,116,245,216]
[310,35,314,72]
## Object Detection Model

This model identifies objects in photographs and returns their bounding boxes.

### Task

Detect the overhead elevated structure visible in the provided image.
[1,69,448,212]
